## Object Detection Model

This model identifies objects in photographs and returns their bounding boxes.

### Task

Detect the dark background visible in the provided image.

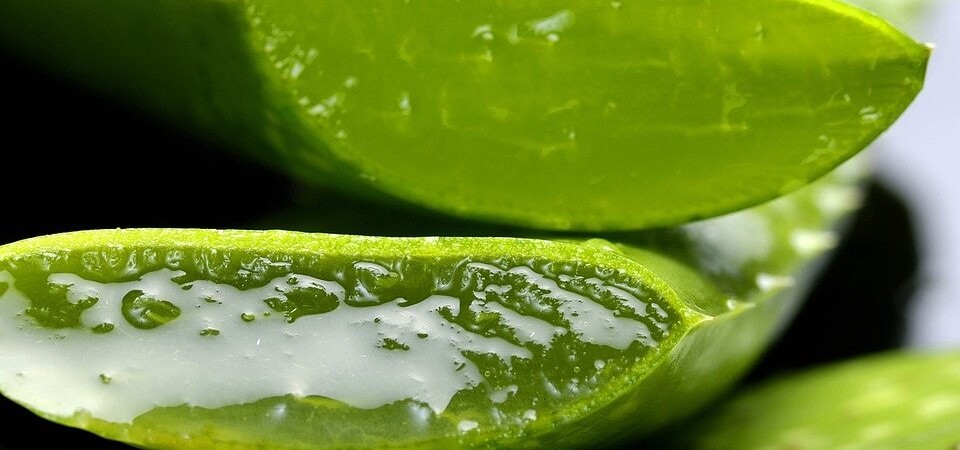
[0,47,923,448]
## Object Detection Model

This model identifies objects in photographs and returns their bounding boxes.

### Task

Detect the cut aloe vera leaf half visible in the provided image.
[0,0,928,230]
[653,350,960,450]
[0,165,863,449]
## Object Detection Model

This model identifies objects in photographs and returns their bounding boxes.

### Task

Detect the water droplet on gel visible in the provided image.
[264,280,340,323]
[352,262,401,304]
[200,328,221,337]
[379,337,409,351]
[121,290,182,330]
[91,323,115,334]
[75,296,98,309]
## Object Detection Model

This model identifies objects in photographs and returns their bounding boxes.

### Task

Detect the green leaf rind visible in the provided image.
[0,0,928,230]
[653,351,960,450]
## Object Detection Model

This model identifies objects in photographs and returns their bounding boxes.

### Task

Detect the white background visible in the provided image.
[875,1,960,347]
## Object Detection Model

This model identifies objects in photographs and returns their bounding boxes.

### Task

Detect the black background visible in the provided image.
[0,49,920,448]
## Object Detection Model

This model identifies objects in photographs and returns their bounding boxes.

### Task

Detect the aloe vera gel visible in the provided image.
[0,243,674,422]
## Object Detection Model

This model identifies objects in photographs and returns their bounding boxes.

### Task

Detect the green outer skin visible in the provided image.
[652,351,960,449]
[0,162,863,449]
[0,0,927,230]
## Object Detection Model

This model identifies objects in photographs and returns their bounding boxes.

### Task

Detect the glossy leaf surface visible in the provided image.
[0,0,928,230]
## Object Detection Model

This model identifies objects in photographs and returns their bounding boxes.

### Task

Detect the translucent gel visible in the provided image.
[0,260,669,424]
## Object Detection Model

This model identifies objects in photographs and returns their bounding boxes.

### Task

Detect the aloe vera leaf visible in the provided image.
[652,351,960,450]
[0,163,864,449]
[0,1,927,230]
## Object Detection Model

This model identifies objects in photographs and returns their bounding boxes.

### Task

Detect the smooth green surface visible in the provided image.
[0,0,928,230]
[0,161,863,449]
[654,351,960,450]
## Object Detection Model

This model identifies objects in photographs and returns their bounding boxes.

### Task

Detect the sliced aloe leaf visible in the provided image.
[0,1,927,230]
[653,351,960,450]
[0,163,864,449]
